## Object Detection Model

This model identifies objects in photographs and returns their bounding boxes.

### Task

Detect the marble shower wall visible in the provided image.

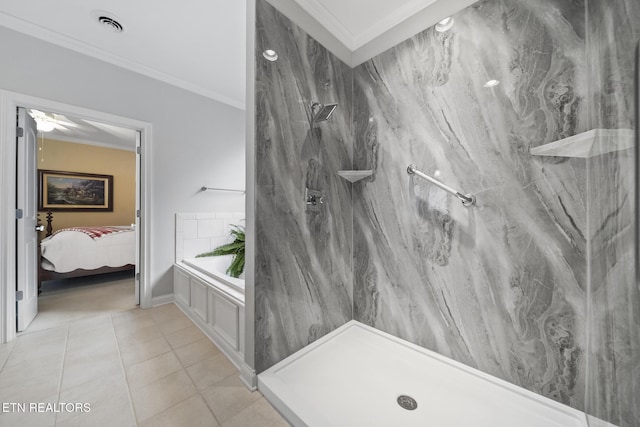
[253,0,639,423]
[586,0,640,425]
[352,0,591,413]
[254,0,353,373]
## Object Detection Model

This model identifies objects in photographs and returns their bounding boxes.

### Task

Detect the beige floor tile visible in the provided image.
[61,352,122,391]
[148,304,186,324]
[54,398,135,427]
[120,336,172,367]
[125,351,182,390]
[56,371,130,424]
[138,395,219,427]
[112,308,153,325]
[65,331,119,361]
[0,377,61,407]
[164,326,206,350]
[67,315,113,338]
[8,328,68,367]
[0,398,57,427]
[27,280,135,333]
[114,314,158,333]
[17,324,68,343]
[6,343,66,368]
[157,317,195,336]
[221,398,290,427]
[147,303,182,316]
[186,353,237,391]
[0,357,63,403]
[201,374,262,423]
[174,338,221,367]
[115,323,164,347]
[130,370,197,422]
[0,340,16,369]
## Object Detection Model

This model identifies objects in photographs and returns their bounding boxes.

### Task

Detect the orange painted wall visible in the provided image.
[37,138,135,233]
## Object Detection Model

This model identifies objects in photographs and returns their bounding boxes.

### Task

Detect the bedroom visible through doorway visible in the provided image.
[18,107,141,333]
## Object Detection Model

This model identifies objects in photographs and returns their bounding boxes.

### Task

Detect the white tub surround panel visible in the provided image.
[173,263,245,370]
[259,321,591,427]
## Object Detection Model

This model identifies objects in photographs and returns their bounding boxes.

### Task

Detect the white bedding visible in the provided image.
[41,227,135,273]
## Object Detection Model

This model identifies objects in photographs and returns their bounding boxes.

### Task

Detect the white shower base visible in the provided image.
[258,321,592,427]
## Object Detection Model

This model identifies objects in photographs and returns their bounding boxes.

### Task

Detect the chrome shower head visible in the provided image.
[311,102,338,123]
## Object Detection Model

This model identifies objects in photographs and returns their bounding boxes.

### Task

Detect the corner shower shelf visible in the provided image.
[530,128,634,158]
[338,170,373,182]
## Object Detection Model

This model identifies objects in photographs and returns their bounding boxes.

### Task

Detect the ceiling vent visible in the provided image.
[91,10,124,33]
[98,16,123,32]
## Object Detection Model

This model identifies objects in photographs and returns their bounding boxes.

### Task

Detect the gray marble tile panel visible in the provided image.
[352,0,589,411]
[254,0,353,373]
[586,0,640,425]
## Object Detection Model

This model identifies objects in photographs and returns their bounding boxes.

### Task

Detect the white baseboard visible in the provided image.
[151,294,174,306]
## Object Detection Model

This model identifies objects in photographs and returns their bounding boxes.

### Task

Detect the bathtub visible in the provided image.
[182,255,245,294]
[259,321,596,427]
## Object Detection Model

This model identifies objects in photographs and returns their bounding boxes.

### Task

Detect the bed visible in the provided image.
[38,211,136,291]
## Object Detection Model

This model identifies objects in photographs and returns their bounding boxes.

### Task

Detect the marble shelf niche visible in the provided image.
[530,129,634,158]
[338,170,373,182]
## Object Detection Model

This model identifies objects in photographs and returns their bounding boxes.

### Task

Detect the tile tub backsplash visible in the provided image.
[175,212,245,261]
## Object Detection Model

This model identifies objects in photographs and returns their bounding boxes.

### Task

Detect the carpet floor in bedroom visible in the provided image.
[0,275,289,426]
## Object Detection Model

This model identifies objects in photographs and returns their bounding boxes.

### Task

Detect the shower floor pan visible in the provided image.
[258,321,589,427]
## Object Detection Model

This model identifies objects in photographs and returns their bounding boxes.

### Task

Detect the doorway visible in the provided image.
[21,106,139,332]
[0,90,152,343]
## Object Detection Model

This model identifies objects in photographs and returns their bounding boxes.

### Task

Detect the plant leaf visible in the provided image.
[194,224,245,277]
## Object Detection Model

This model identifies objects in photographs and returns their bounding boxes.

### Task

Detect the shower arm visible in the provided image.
[407,164,475,207]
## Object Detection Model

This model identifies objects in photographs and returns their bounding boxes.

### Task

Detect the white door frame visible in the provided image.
[0,89,153,343]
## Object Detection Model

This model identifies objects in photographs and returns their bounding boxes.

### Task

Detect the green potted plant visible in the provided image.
[196,225,245,278]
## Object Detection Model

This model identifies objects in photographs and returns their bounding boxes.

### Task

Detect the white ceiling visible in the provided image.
[30,109,137,151]
[0,0,246,109]
[0,0,461,110]
[292,0,439,50]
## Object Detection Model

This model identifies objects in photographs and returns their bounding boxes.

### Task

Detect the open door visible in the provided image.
[134,130,141,305]
[16,107,38,331]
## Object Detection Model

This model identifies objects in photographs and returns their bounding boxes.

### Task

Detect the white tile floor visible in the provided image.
[0,278,289,427]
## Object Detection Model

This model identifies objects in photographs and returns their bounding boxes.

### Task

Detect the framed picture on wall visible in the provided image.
[38,170,113,212]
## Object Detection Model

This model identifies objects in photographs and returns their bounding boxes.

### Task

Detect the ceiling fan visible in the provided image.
[28,109,77,132]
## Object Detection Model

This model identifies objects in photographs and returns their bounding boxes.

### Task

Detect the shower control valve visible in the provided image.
[305,188,324,211]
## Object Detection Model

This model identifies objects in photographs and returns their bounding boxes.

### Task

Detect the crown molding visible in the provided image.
[0,12,245,110]
[293,0,440,51]
[264,0,353,66]
[351,0,478,66]
[266,0,478,69]
[291,0,358,50]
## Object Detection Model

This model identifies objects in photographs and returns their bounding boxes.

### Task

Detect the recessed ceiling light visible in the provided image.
[484,79,500,88]
[263,49,278,62]
[435,17,454,32]
[91,10,124,33]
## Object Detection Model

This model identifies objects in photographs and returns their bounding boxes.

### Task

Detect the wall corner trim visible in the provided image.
[240,364,258,391]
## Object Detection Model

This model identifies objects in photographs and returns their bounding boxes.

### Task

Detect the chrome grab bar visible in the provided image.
[407,164,475,207]
[200,186,245,194]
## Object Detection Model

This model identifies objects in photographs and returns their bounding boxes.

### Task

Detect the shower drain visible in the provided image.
[397,395,418,411]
